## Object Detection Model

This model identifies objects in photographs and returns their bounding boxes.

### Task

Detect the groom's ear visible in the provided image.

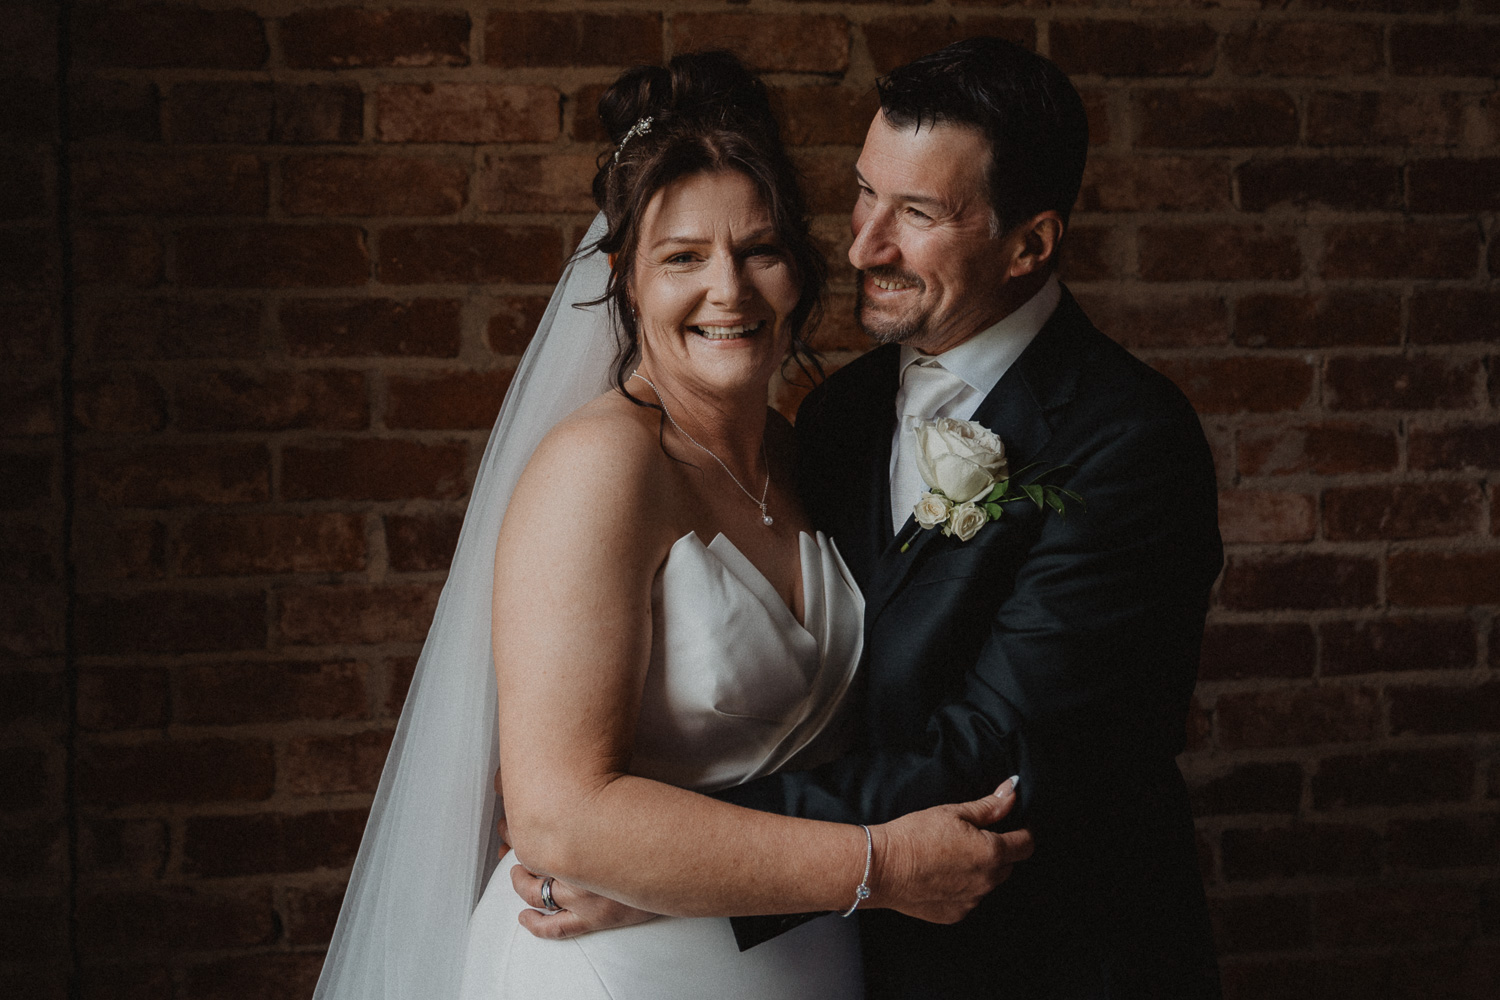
[1006,211,1064,279]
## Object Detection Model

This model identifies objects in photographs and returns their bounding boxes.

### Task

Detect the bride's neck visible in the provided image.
[629,367,768,473]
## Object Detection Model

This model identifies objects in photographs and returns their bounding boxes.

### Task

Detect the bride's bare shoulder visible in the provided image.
[512,390,667,511]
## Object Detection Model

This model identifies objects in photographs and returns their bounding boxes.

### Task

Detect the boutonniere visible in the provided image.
[902,417,1084,551]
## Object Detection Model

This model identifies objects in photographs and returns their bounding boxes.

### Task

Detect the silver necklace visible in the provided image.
[630,371,773,527]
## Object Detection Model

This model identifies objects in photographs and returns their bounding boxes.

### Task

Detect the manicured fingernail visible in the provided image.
[1009,774,1020,789]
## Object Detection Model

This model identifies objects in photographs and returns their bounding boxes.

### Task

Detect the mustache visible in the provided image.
[859,267,925,290]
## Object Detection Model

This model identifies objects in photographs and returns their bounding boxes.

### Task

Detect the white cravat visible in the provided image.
[890,358,965,532]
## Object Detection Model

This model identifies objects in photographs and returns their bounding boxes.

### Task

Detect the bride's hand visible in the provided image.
[510,866,659,939]
[868,777,1034,925]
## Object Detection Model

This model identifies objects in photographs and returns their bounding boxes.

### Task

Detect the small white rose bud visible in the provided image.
[913,491,953,529]
[947,502,988,542]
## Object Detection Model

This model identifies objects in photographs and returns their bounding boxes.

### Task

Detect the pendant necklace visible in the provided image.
[630,371,774,527]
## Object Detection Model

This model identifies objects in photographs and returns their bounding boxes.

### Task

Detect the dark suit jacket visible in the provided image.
[721,288,1223,998]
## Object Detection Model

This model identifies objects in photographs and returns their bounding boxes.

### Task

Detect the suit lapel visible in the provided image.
[860,288,1089,627]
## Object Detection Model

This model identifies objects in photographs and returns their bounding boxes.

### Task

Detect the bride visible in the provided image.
[314,52,1030,1000]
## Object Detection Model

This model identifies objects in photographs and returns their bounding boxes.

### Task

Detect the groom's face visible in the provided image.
[849,114,1018,355]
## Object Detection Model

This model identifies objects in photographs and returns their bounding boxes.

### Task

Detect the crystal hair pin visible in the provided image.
[614,116,653,163]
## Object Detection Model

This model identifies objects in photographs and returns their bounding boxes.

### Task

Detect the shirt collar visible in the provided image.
[898,273,1061,397]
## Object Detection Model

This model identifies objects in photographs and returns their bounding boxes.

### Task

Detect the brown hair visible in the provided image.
[587,51,826,394]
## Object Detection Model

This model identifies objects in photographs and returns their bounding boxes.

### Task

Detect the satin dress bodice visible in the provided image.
[459,531,866,1000]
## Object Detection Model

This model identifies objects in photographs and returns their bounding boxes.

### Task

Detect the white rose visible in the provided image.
[913,417,1009,503]
[913,491,953,529]
[946,502,989,542]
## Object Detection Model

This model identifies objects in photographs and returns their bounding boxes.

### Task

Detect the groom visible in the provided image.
[528,38,1223,998]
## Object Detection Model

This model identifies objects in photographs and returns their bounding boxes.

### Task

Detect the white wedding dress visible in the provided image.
[457,530,866,1000]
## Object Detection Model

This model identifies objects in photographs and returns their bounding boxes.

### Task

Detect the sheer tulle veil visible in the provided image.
[313,214,615,999]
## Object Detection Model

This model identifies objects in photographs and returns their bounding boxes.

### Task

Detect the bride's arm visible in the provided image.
[494,411,1026,921]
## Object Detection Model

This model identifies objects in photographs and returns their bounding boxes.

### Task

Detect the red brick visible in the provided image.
[1224,21,1382,77]
[1321,616,1476,676]
[182,954,326,1000]
[1306,90,1465,148]
[1317,885,1477,947]
[773,85,880,147]
[1391,25,1500,77]
[74,589,266,654]
[176,659,369,724]
[79,298,261,360]
[476,152,598,214]
[76,443,269,507]
[1072,293,1228,349]
[184,809,366,876]
[76,886,274,956]
[378,224,563,285]
[0,150,47,221]
[1236,422,1397,477]
[1077,155,1230,212]
[0,896,67,970]
[376,84,558,143]
[1411,289,1500,345]
[1218,686,1382,749]
[273,83,364,144]
[70,77,160,142]
[72,151,266,217]
[1233,291,1398,349]
[1211,894,1311,954]
[0,746,51,810]
[1134,89,1298,149]
[1389,815,1499,869]
[1238,157,1401,212]
[282,8,469,69]
[1151,357,1313,415]
[1325,355,1482,411]
[282,438,468,501]
[1056,224,1127,282]
[76,962,172,1000]
[0,374,56,435]
[1219,553,1377,610]
[1390,943,1500,1000]
[175,512,367,575]
[1218,489,1315,544]
[72,225,162,287]
[1389,551,1500,607]
[0,226,58,290]
[569,82,611,143]
[0,520,59,585]
[485,12,662,68]
[0,301,56,362]
[1223,824,1380,881]
[77,818,167,879]
[167,81,272,142]
[173,368,368,432]
[1409,422,1500,471]
[1050,20,1215,77]
[283,154,468,217]
[77,738,273,807]
[864,17,1035,75]
[1325,482,1482,541]
[1391,681,1500,736]
[1312,748,1473,809]
[1409,159,1500,213]
[1080,89,1109,147]
[282,297,461,359]
[282,730,392,795]
[1296,0,1455,10]
[815,295,874,352]
[71,515,166,582]
[278,583,441,645]
[76,667,168,731]
[75,5,267,69]
[385,655,418,715]
[0,583,65,655]
[0,822,64,885]
[0,75,53,142]
[674,14,849,74]
[1188,761,1303,816]
[0,669,63,729]
[71,371,166,434]
[282,883,344,946]
[1139,224,1300,281]
[386,512,463,572]
[0,450,52,509]
[177,225,369,287]
[386,369,513,430]
[0,4,56,77]
[487,295,551,355]
[1321,222,1480,280]
[791,146,861,216]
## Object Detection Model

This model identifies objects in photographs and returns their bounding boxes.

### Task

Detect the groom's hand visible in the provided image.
[510,866,659,939]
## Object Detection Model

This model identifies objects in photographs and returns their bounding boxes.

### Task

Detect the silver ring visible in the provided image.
[540,876,560,913]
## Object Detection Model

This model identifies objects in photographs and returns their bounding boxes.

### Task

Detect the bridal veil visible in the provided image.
[313,215,615,1000]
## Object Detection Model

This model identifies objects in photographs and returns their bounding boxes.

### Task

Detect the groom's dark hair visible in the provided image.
[878,37,1089,233]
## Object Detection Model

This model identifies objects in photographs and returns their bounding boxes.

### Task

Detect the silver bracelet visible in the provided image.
[840,824,873,918]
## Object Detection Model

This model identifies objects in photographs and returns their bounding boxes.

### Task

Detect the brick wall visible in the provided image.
[2,1,1496,996]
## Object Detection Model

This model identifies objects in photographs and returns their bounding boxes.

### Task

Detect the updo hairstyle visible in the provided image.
[589,51,826,393]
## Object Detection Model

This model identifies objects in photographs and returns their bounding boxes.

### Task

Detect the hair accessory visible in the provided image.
[841,824,874,917]
[614,115,654,163]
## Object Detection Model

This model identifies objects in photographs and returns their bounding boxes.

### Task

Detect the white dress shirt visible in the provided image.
[888,274,1061,531]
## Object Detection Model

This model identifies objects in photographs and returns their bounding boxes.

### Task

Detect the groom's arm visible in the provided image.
[720,395,1223,841]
